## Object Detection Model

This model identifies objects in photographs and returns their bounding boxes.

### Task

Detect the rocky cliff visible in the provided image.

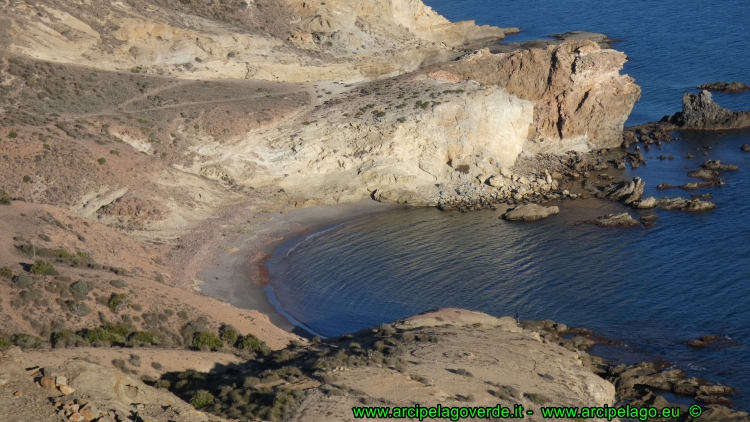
[440,41,641,153]
[178,40,640,206]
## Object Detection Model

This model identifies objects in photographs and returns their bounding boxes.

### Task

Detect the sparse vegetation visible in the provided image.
[110,279,127,289]
[219,324,240,345]
[65,300,92,316]
[30,259,58,275]
[0,189,11,205]
[524,392,550,405]
[97,158,106,165]
[0,267,12,278]
[190,390,215,409]
[192,332,223,351]
[107,293,130,313]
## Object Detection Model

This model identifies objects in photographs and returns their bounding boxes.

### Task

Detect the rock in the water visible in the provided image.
[687,169,719,180]
[503,204,559,221]
[701,160,738,171]
[596,177,645,204]
[667,90,750,130]
[742,144,750,152]
[580,213,640,227]
[696,395,732,405]
[698,81,750,92]
[635,196,716,212]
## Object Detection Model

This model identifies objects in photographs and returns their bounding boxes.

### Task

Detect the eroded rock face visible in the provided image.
[438,40,641,152]
[669,90,750,130]
[230,82,536,206]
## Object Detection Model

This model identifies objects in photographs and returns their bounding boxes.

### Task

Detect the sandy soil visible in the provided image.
[23,347,244,380]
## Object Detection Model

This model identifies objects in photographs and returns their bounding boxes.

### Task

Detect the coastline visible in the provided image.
[174,198,404,342]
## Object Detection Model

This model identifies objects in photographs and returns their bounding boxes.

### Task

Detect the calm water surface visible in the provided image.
[267,0,750,408]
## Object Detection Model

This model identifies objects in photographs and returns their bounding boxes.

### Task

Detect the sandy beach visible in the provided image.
[169,198,403,340]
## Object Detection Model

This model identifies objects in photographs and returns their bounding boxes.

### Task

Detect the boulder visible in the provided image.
[40,376,56,390]
[596,177,645,204]
[687,169,719,180]
[696,395,732,405]
[742,144,750,152]
[701,160,738,171]
[699,385,735,396]
[635,197,716,212]
[503,204,559,221]
[667,90,750,130]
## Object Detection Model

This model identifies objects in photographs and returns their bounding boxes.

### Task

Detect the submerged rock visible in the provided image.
[698,81,750,92]
[502,204,559,221]
[579,213,640,227]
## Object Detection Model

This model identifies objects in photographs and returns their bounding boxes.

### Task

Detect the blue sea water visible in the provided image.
[266,0,750,408]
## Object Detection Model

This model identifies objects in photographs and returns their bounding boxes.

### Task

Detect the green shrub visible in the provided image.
[80,326,125,345]
[69,280,93,297]
[52,330,80,348]
[12,333,41,349]
[524,393,550,405]
[0,267,12,278]
[110,279,127,289]
[12,274,34,288]
[219,324,240,345]
[0,189,10,205]
[190,390,214,409]
[108,293,129,313]
[129,331,160,346]
[151,361,163,370]
[97,158,106,165]
[38,233,51,242]
[23,175,31,183]
[30,260,58,275]
[65,300,92,317]
[237,333,266,352]
[192,332,222,351]
[0,338,12,347]
[8,131,18,138]
[155,380,171,389]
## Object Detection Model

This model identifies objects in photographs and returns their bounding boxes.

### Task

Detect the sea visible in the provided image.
[265,0,750,409]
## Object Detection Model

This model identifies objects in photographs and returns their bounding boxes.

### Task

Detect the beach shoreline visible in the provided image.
[172,198,404,341]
